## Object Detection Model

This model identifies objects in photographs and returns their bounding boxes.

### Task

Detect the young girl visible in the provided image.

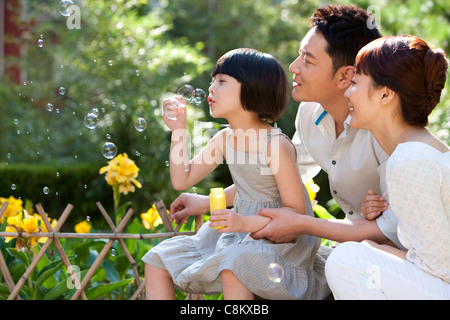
[142,48,330,300]
[326,35,450,299]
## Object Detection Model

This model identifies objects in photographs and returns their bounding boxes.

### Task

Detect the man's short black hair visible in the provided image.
[310,4,382,74]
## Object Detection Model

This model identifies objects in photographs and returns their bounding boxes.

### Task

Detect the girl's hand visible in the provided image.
[169,193,209,224]
[361,189,389,220]
[209,209,245,233]
[162,96,187,130]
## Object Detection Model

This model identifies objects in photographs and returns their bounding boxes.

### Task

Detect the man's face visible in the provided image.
[289,27,337,104]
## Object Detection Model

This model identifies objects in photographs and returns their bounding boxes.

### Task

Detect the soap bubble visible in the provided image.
[193,88,207,105]
[110,249,117,256]
[59,0,74,17]
[47,103,54,112]
[102,142,117,159]
[134,117,147,132]
[267,263,284,283]
[59,87,66,95]
[163,98,183,121]
[37,38,44,48]
[176,84,206,106]
[84,113,98,129]
[11,184,16,190]
[43,187,50,195]
[177,84,195,101]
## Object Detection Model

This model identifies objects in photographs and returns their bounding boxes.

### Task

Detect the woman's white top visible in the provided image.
[387,142,450,283]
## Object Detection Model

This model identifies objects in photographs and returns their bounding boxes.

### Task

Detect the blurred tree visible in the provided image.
[0,0,448,218]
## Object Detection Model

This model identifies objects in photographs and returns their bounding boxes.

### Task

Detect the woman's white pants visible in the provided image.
[325,241,450,299]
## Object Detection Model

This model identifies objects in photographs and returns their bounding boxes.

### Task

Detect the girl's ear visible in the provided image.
[336,65,355,89]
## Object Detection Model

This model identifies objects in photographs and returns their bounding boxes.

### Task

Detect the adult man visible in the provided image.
[169,4,402,250]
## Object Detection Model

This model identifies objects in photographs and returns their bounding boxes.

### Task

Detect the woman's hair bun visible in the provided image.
[423,47,448,114]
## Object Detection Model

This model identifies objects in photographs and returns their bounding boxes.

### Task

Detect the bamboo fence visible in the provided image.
[0,200,204,300]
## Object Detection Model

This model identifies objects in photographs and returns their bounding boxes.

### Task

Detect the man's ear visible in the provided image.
[336,65,355,89]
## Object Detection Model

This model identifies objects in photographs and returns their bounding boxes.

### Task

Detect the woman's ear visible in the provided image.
[379,86,397,105]
[336,65,355,89]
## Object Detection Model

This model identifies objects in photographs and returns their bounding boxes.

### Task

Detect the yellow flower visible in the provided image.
[4,209,48,249]
[140,204,163,230]
[6,210,23,229]
[0,196,23,223]
[99,153,142,195]
[74,220,91,234]
[33,213,57,243]
[305,179,320,202]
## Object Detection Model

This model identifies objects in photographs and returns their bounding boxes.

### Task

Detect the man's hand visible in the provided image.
[169,193,209,224]
[361,189,389,220]
[251,207,303,243]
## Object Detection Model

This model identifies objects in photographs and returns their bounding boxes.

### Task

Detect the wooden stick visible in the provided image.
[36,203,87,300]
[0,202,19,299]
[0,201,8,221]
[71,208,134,300]
[154,200,175,232]
[7,204,72,300]
[129,279,145,300]
[0,231,195,239]
[96,202,142,298]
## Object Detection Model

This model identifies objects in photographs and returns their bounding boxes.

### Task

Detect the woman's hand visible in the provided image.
[251,207,303,243]
[361,189,389,220]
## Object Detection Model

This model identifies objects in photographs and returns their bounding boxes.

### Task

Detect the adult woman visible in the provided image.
[325,35,450,299]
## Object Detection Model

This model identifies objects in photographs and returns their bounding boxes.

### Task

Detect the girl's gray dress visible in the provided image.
[142,129,331,299]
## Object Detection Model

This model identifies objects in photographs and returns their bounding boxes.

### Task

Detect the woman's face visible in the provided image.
[345,72,380,130]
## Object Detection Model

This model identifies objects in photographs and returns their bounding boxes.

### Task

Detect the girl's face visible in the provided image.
[208,74,242,119]
[345,72,381,130]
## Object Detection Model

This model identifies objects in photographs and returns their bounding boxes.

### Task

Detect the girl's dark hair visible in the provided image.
[355,35,449,127]
[211,48,289,122]
[310,4,382,74]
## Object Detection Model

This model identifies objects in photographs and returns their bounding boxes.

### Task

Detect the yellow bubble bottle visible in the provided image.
[210,187,226,230]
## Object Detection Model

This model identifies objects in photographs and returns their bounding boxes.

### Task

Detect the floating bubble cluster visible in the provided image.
[164,84,206,121]
[177,84,206,106]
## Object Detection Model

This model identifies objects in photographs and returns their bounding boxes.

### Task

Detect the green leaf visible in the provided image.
[6,248,29,267]
[102,259,120,283]
[34,260,65,293]
[313,204,336,220]
[43,269,88,300]
[86,278,133,300]
[0,282,27,297]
